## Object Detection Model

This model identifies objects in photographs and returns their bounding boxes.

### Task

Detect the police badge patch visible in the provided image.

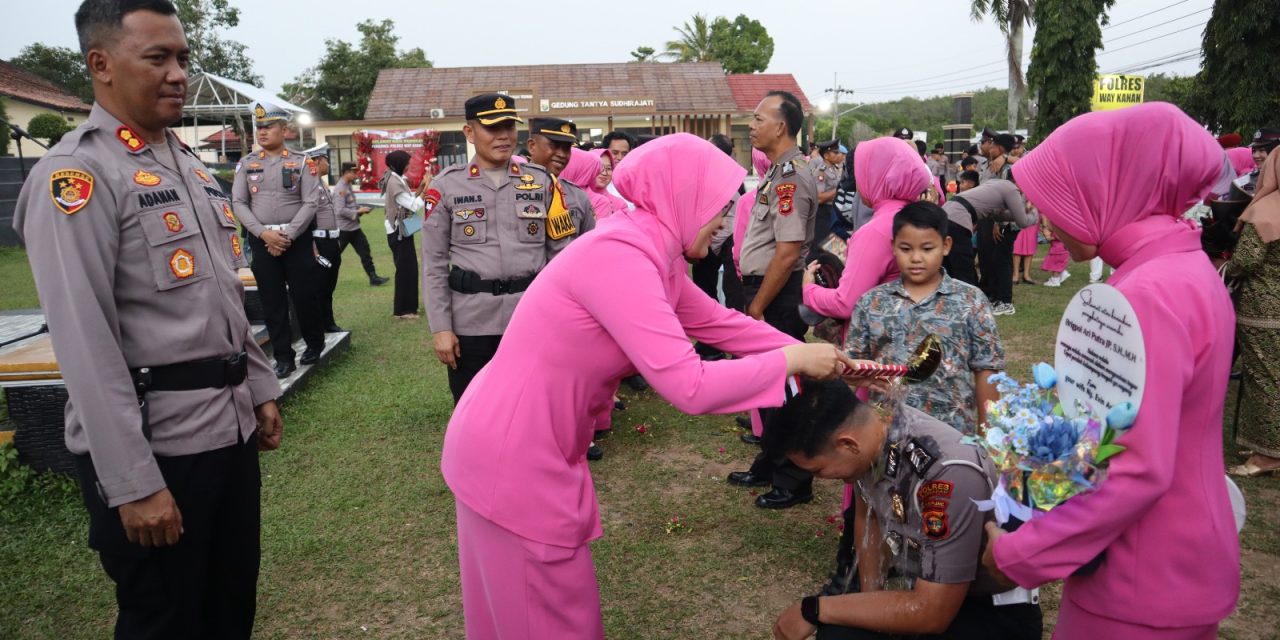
[50,169,94,215]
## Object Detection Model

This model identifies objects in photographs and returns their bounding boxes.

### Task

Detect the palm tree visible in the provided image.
[971,0,1035,132]
[663,14,715,62]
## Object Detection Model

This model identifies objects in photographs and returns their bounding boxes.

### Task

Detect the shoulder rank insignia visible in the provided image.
[133,170,161,187]
[116,126,145,152]
[885,442,900,478]
[516,174,543,191]
[905,438,937,476]
[50,169,94,215]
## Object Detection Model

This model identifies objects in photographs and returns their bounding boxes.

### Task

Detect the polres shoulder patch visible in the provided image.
[50,169,95,215]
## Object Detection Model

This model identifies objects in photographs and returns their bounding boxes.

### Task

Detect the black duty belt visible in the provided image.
[131,351,249,393]
[448,266,536,296]
[741,271,803,287]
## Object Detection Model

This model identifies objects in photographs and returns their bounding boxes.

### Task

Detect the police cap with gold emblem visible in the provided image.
[466,93,523,125]
[528,117,578,144]
[252,100,292,126]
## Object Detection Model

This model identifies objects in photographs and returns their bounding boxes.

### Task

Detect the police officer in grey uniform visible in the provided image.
[306,145,344,332]
[811,139,845,254]
[14,2,284,636]
[333,161,389,286]
[525,116,597,243]
[232,100,326,377]
[423,94,565,403]
[728,90,820,510]
[766,380,1042,640]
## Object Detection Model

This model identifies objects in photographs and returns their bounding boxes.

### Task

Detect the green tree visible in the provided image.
[7,44,92,104]
[812,88,1014,150]
[1027,0,1113,142]
[708,15,774,74]
[663,14,715,62]
[1143,73,1201,115]
[629,46,657,62]
[27,112,73,145]
[1194,0,1280,134]
[283,20,430,120]
[176,0,260,84]
[970,0,1034,132]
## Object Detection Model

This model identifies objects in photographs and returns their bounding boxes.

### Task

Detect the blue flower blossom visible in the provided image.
[1025,418,1080,463]
[1033,363,1058,390]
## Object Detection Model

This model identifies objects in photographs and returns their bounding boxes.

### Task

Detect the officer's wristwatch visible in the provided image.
[801,595,821,626]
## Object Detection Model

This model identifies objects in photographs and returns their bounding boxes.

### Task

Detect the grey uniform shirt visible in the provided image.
[313,173,338,232]
[12,104,280,507]
[740,147,818,276]
[557,176,598,257]
[812,160,842,195]
[333,177,362,232]
[422,160,565,335]
[942,180,1036,232]
[857,405,1004,595]
[231,147,320,240]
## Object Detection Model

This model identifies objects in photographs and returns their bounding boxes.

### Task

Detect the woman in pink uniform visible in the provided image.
[442,134,861,639]
[983,102,1240,638]
[801,137,932,326]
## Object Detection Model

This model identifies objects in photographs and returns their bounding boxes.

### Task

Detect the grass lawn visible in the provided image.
[1,217,1277,639]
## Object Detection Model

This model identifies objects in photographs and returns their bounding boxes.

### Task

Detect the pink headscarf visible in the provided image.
[732,149,773,271]
[590,149,630,217]
[612,133,746,254]
[854,137,932,215]
[1011,102,1224,265]
[1227,146,1256,178]
[560,147,601,187]
[559,148,618,218]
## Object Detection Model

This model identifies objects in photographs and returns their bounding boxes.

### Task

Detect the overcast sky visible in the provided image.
[3,0,1212,109]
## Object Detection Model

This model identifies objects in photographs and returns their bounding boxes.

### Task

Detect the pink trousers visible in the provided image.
[455,501,605,640]
[1054,591,1217,640]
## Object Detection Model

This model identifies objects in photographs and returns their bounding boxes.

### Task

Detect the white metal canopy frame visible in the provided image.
[183,72,313,159]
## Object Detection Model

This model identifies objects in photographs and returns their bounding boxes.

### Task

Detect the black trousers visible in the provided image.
[816,598,1041,640]
[691,240,745,312]
[74,439,261,640]
[812,204,837,255]
[247,233,324,362]
[386,232,419,316]
[315,236,342,328]
[448,334,503,403]
[943,225,979,288]
[338,228,379,278]
[743,272,812,493]
[976,219,1015,304]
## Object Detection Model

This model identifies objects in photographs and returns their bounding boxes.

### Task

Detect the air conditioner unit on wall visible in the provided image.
[429,108,444,119]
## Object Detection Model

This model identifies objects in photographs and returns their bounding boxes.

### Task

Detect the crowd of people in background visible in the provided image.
[15,3,1267,638]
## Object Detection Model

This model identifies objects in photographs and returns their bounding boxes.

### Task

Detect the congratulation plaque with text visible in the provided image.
[1053,284,1147,420]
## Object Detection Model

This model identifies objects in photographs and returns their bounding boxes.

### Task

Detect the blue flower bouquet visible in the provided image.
[971,363,1136,524]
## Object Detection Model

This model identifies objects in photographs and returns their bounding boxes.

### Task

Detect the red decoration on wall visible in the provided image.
[353,129,441,192]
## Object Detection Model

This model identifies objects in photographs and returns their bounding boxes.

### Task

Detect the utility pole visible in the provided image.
[826,73,856,141]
